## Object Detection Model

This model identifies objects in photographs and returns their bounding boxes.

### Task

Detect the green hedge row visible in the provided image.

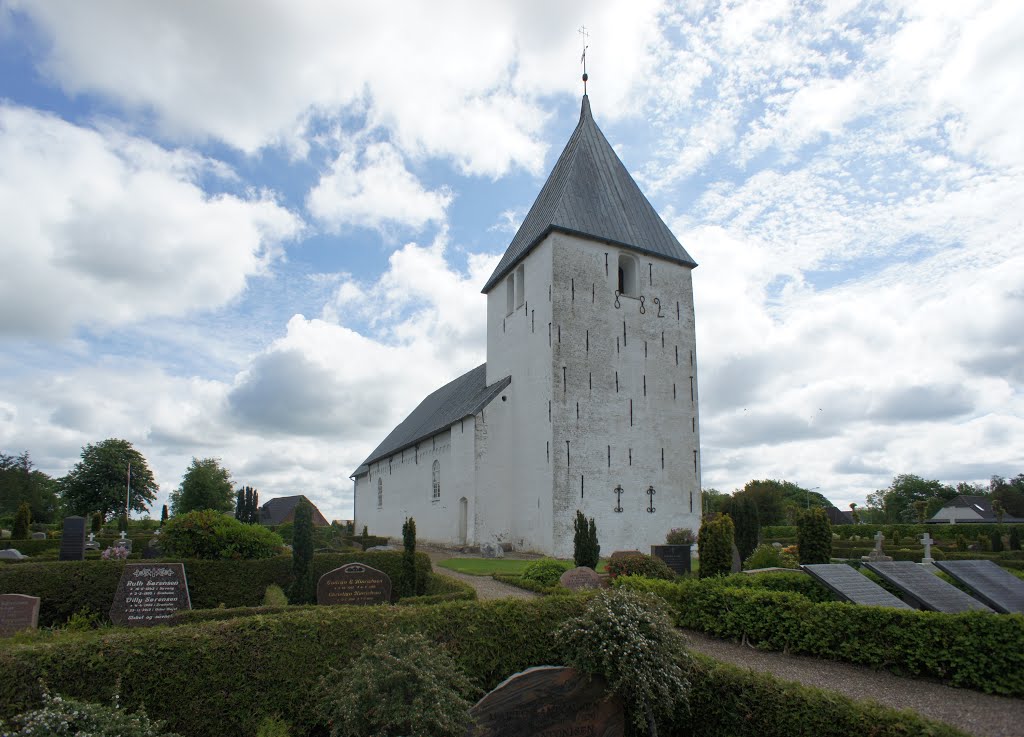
[0,596,965,737]
[0,552,433,626]
[617,576,1024,696]
[764,523,1024,541]
[712,572,834,603]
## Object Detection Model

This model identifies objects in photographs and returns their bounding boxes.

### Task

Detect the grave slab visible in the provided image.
[317,563,391,605]
[934,559,1024,614]
[110,563,191,626]
[0,593,40,637]
[802,564,912,609]
[863,561,992,613]
[559,566,602,591]
[468,666,623,737]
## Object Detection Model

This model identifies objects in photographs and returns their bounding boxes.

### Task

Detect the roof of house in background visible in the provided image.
[259,495,330,526]
[824,507,854,526]
[351,363,511,477]
[480,95,697,294]
[929,495,1024,523]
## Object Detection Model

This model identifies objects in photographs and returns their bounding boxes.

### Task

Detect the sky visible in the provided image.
[0,0,1021,522]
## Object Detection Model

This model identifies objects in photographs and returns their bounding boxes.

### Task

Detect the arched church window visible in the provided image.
[515,264,525,307]
[506,274,515,316]
[432,459,440,501]
[377,477,383,509]
[618,253,638,297]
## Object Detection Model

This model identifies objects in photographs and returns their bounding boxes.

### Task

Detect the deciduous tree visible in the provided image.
[172,458,233,515]
[59,439,158,519]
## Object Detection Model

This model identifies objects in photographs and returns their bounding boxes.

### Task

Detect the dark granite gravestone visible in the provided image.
[863,561,992,613]
[58,516,86,561]
[0,594,40,637]
[110,563,191,626]
[802,564,913,609]
[559,566,602,591]
[317,563,391,605]
[934,559,1024,614]
[651,545,691,575]
[468,666,623,737]
[30,532,46,540]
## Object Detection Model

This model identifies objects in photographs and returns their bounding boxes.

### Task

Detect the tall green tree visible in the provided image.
[0,451,59,523]
[865,474,957,523]
[59,439,158,519]
[731,495,760,561]
[171,458,233,515]
[290,499,315,604]
[991,475,1024,518]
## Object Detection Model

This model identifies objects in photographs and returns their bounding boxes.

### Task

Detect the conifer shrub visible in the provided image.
[160,510,284,560]
[262,584,288,607]
[314,631,479,737]
[991,530,1005,553]
[12,503,30,540]
[606,553,674,581]
[698,514,734,578]
[732,496,760,561]
[92,512,103,533]
[289,501,315,604]
[558,588,691,735]
[522,558,573,587]
[572,511,600,569]
[796,508,832,564]
[1011,527,1022,551]
[401,516,423,596]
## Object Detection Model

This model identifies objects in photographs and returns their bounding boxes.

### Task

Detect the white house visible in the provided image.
[350,95,702,557]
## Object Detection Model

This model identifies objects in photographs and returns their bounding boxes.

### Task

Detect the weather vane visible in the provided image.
[578,25,590,94]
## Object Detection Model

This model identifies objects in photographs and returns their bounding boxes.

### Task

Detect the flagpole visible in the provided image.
[126,462,131,522]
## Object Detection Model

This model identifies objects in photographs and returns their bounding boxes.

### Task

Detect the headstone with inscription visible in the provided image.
[317,563,392,605]
[110,563,191,626]
[559,566,602,591]
[31,532,46,540]
[58,516,87,561]
[861,531,893,563]
[468,666,624,737]
[0,594,40,637]
[651,544,692,575]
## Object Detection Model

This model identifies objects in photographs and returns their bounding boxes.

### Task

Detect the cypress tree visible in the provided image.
[697,513,734,578]
[160,504,168,526]
[402,517,419,596]
[1010,527,1021,551]
[91,512,103,534]
[991,530,1004,553]
[12,502,30,540]
[234,488,245,520]
[732,495,761,562]
[797,507,832,564]
[573,511,600,569]
[289,499,315,604]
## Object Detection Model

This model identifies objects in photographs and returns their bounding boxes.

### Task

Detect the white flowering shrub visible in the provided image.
[314,631,480,737]
[557,588,691,735]
[0,683,180,737]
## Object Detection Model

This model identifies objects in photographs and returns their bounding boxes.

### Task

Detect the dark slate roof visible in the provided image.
[481,95,696,294]
[930,496,1024,523]
[352,363,510,476]
[259,495,330,527]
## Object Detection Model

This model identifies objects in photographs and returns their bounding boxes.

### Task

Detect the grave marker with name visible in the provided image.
[651,545,691,575]
[468,666,624,737]
[0,594,40,637]
[58,516,86,561]
[559,566,602,591]
[110,563,191,626]
[317,563,391,605]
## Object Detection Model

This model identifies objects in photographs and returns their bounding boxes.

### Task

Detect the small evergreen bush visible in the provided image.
[796,508,832,564]
[743,543,798,570]
[401,517,422,597]
[991,531,1005,553]
[732,496,760,562]
[558,588,691,735]
[1011,527,1022,551]
[698,514,734,578]
[606,553,674,581]
[522,558,573,587]
[12,503,30,540]
[262,584,288,607]
[314,631,478,737]
[160,510,284,560]
[573,511,600,569]
[289,501,315,604]
[92,513,103,533]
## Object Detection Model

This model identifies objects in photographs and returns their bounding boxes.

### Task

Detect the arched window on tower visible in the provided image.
[618,253,638,297]
[432,459,440,501]
[377,477,383,509]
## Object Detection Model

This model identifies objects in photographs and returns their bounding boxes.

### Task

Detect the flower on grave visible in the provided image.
[665,527,695,545]
[101,546,129,560]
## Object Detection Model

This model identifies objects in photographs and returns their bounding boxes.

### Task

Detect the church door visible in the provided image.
[458,497,468,545]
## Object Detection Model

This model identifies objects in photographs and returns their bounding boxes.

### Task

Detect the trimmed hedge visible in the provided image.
[713,572,834,603]
[764,523,1024,542]
[0,596,966,737]
[0,552,432,626]
[616,576,1024,696]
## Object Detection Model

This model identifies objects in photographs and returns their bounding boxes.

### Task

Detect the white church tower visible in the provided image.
[352,95,701,557]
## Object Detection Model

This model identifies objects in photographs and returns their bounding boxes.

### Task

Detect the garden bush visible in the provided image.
[743,543,798,570]
[697,513,734,578]
[796,507,831,564]
[0,596,966,737]
[616,576,1024,696]
[606,553,674,581]
[161,510,284,560]
[665,527,695,545]
[0,685,181,737]
[521,558,573,587]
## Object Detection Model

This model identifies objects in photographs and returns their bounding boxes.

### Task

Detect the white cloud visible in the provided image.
[0,105,302,337]
[307,142,452,231]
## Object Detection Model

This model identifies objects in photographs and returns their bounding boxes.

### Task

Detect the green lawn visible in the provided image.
[437,557,616,576]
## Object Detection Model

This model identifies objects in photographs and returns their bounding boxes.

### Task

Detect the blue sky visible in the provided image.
[1,1,1021,521]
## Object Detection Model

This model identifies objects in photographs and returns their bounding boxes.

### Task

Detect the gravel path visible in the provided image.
[424,546,539,601]
[682,630,1024,737]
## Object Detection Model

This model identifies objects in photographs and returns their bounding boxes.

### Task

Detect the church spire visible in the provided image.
[481,95,696,294]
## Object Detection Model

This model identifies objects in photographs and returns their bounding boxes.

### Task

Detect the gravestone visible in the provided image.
[110,563,191,626]
[317,563,392,605]
[651,545,691,575]
[480,541,505,559]
[0,549,26,560]
[934,559,1024,614]
[863,561,991,613]
[85,533,100,551]
[919,533,934,565]
[468,666,623,737]
[861,531,892,563]
[115,538,133,553]
[559,566,602,591]
[31,532,46,540]
[0,594,40,637]
[802,564,912,609]
[58,516,87,561]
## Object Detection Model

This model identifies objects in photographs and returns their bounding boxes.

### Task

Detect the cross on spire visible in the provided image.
[578,25,590,94]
